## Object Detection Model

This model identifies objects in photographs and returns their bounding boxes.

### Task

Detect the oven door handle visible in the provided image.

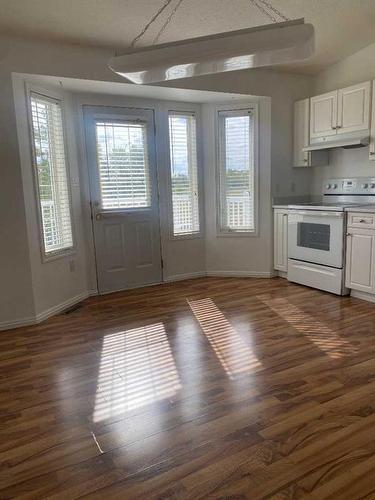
[290,210,344,218]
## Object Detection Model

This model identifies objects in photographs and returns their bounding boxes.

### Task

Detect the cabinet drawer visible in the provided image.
[347,213,375,229]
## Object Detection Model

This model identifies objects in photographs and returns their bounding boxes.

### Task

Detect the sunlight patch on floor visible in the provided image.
[93,323,181,422]
[187,298,262,378]
[257,295,357,359]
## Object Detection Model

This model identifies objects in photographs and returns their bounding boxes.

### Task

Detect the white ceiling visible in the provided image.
[2,0,375,74]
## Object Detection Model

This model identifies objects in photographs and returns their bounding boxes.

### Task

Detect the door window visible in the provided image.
[297,222,330,251]
[95,121,151,209]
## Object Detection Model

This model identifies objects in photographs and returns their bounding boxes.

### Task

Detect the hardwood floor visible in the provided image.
[1,277,375,499]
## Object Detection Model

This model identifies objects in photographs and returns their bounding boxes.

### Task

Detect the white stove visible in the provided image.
[287,177,375,295]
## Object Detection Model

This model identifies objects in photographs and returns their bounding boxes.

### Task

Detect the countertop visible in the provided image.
[345,205,375,213]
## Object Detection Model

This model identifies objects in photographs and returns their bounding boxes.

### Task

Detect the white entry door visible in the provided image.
[84,106,162,293]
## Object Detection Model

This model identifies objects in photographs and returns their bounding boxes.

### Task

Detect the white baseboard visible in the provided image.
[35,291,90,323]
[206,270,274,278]
[163,271,207,282]
[350,290,375,303]
[0,272,274,331]
[274,270,288,279]
[0,290,90,332]
[0,315,38,331]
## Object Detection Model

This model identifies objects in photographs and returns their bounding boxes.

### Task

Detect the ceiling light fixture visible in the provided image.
[109,1,314,85]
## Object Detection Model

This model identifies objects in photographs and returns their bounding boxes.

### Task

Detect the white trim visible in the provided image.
[350,290,375,303]
[166,108,205,241]
[274,270,288,279]
[0,291,90,331]
[35,291,90,323]
[0,316,38,331]
[163,271,207,282]
[215,102,259,237]
[206,270,273,278]
[25,82,76,263]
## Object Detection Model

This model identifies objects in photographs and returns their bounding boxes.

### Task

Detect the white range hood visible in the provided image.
[303,136,369,152]
[109,19,314,84]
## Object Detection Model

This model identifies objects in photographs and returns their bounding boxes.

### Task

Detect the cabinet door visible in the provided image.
[345,229,375,292]
[310,91,337,140]
[274,210,288,272]
[293,99,310,167]
[337,81,371,135]
[369,81,375,160]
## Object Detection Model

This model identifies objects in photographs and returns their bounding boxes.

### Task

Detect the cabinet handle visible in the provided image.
[336,125,342,129]
[359,219,366,223]
[283,213,288,217]
[370,151,375,156]
[346,233,352,236]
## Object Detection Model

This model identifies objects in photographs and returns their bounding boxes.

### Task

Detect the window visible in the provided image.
[217,108,257,233]
[168,112,200,236]
[30,92,74,256]
[95,120,151,209]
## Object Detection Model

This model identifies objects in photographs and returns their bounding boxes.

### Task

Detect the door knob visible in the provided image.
[95,213,102,221]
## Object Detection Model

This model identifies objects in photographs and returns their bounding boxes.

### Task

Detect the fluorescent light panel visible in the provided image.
[109,19,314,85]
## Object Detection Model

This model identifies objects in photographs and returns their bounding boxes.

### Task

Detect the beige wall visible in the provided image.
[311,42,375,195]
[12,76,90,317]
[0,33,314,328]
[202,98,273,276]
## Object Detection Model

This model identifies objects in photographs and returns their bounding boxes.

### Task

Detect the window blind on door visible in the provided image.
[168,112,200,236]
[218,109,255,233]
[95,121,151,209]
[30,92,74,255]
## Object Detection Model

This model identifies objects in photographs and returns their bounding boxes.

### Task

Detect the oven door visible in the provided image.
[288,210,344,268]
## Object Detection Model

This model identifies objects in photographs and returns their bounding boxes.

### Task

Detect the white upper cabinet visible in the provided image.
[337,81,371,135]
[310,91,337,140]
[293,99,310,166]
[294,99,328,167]
[309,81,371,143]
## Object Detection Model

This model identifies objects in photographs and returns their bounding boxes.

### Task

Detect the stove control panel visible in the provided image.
[324,178,375,195]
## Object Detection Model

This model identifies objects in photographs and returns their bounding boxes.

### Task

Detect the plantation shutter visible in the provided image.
[95,121,151,209]
[218,109,255,232]
[30,92,74,255]
[168,112,200,236]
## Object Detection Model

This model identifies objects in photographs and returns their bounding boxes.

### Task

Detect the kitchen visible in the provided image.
[274,76,375,301]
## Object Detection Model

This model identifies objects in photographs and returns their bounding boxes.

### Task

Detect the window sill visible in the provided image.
[216,230,258,238]
[170,232,203,241]
[42,247,76,263]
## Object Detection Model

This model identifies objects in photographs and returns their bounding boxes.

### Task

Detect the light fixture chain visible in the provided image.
[249,0,278,22]
[258,0,289,21]
[153,0,185,44]
[248,0,288,23]
[131,0,174,47]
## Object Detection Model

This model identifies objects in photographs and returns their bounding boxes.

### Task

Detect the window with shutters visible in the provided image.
[95,120,151,209]
[217,107,257,234]
[29,92,74,257]
[168,112,200,236]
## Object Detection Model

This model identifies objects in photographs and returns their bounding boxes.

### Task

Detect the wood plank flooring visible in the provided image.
[1,277,375,499]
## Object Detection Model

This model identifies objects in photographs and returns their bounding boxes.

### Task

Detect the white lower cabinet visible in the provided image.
[274,209,288,272]
[345,219,375,293]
